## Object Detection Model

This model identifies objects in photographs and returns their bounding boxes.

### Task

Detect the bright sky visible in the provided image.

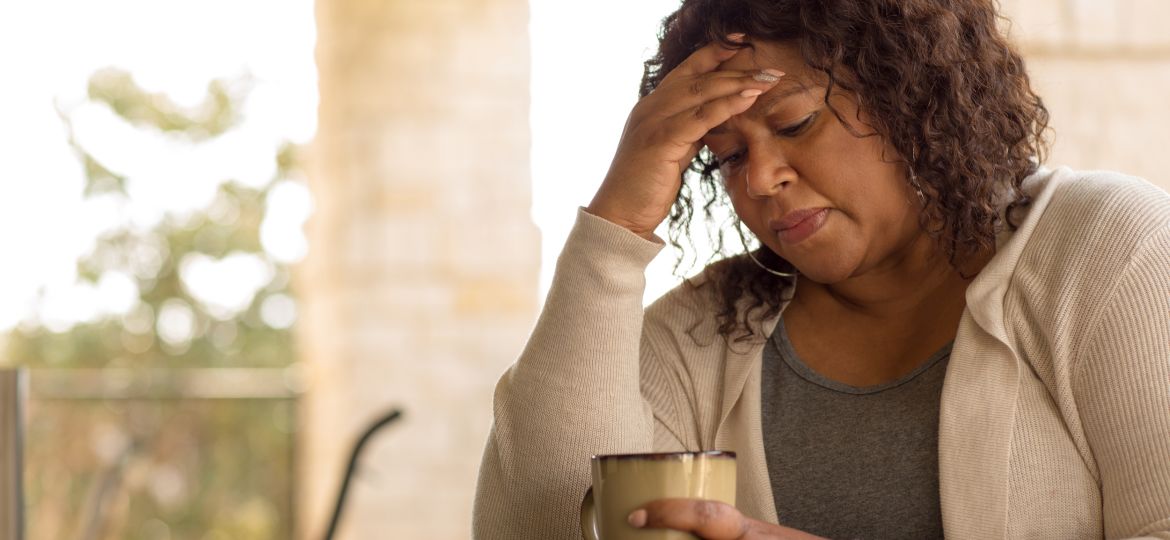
[0,0,711,336]
[0,0,317,333]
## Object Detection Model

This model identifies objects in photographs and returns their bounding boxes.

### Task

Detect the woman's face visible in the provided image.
[701,41,927,285]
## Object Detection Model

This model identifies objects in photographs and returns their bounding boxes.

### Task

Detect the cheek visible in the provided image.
[724,186,762,223]
[823,135,910,218]
[843,186,924,267]
[725,192,776,247]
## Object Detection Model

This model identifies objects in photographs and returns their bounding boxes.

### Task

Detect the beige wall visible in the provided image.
[1002,0,1170,189]
[298,0,537,538]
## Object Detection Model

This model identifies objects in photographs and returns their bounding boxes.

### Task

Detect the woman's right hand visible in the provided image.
[585,36,784,240]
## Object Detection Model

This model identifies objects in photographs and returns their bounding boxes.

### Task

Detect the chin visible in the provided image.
[788,251,860,285]
[795,266,855,285]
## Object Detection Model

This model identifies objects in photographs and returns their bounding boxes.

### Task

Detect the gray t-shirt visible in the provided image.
[761,320,951,540]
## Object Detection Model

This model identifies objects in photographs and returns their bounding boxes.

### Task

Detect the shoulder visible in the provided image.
[1013,167,1170,273]
[1038,167,1170,241]
[1003,167,1170,352]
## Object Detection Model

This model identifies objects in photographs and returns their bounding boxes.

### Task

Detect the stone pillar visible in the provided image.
[298,0,537,538]
[1000,0,1170,189]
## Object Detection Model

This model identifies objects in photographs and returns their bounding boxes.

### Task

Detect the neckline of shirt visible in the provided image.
[769,319,953,395]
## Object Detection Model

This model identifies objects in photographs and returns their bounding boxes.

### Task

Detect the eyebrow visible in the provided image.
[707,81,817,135]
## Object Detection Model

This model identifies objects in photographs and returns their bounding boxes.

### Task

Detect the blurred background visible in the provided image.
[0,0,1168,538]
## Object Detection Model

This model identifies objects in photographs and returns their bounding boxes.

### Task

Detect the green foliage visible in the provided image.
[86,68,250,140]
[8,68,303,539]
[12,71,298,369]
[56,101,129,197]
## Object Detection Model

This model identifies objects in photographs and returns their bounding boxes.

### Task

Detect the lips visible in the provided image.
[769,208,830,245]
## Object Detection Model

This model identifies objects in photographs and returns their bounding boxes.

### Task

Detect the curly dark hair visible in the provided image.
[641,0,1050,339]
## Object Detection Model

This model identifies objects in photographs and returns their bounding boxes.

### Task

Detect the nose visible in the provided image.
[744,143,796,199]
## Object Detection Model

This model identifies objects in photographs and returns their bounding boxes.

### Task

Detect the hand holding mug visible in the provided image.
[580,451,735,540]
[578,450,827,540]
[627,499,828,540]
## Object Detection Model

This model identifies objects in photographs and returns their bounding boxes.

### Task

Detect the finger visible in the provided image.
[632,499,750,539]
[672,69,784,94]
[680,140,702,170]
[690,69,770,81]
[652,70,782,118]
[658,90,762,146]
[662,35,747,83]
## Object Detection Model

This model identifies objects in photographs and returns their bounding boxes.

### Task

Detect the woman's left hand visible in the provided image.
[628,499,828,540]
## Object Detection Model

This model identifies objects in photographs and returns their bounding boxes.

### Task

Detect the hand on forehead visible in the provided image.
[719,41,819,106]
[720,41,802,77]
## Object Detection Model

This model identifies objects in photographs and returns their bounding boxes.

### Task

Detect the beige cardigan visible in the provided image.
[474,167,1170,539]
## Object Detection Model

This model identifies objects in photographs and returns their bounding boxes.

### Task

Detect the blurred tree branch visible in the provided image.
[86,68,252,140]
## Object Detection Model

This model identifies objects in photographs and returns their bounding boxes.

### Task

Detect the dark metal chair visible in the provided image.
[321,409,404,540]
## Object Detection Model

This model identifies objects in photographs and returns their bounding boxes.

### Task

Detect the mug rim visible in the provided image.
[590,450,736,461]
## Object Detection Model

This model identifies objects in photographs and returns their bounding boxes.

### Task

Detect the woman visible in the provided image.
[475,0,1170,538]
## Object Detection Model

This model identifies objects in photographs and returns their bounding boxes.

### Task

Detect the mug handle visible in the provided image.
[580,486,600,540]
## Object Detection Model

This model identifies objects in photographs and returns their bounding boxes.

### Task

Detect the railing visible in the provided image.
[4,367,400,540]
[19,367,300,539]
[27,367,303,401]
[1,368,26,540]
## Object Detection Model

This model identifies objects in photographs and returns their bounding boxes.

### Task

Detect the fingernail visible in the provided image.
[752,71,783,83]
[741,89,764,98]
[627,509,648,528]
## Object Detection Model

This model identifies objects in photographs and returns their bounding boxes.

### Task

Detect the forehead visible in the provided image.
[719,40,810,79]
[720,41,823,109]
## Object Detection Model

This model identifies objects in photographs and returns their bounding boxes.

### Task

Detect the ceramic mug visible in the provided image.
[580,450,736,540]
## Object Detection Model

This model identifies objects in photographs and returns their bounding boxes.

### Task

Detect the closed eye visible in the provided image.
[716,149,746,168]
[711,112,817,171]
[775,112,817,137]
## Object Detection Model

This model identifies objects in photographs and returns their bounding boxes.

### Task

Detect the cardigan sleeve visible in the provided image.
[472,209,686,539]
[1074,227,1170,540]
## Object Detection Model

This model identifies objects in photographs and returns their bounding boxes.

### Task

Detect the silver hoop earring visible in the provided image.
[734,219,798,278]
[745,248,799,278]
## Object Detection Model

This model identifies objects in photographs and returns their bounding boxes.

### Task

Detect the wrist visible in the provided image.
[582,204,659,242]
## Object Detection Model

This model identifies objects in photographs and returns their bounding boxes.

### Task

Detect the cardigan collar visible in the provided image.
[963,167,1064,344]
[938,167,1065,537]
